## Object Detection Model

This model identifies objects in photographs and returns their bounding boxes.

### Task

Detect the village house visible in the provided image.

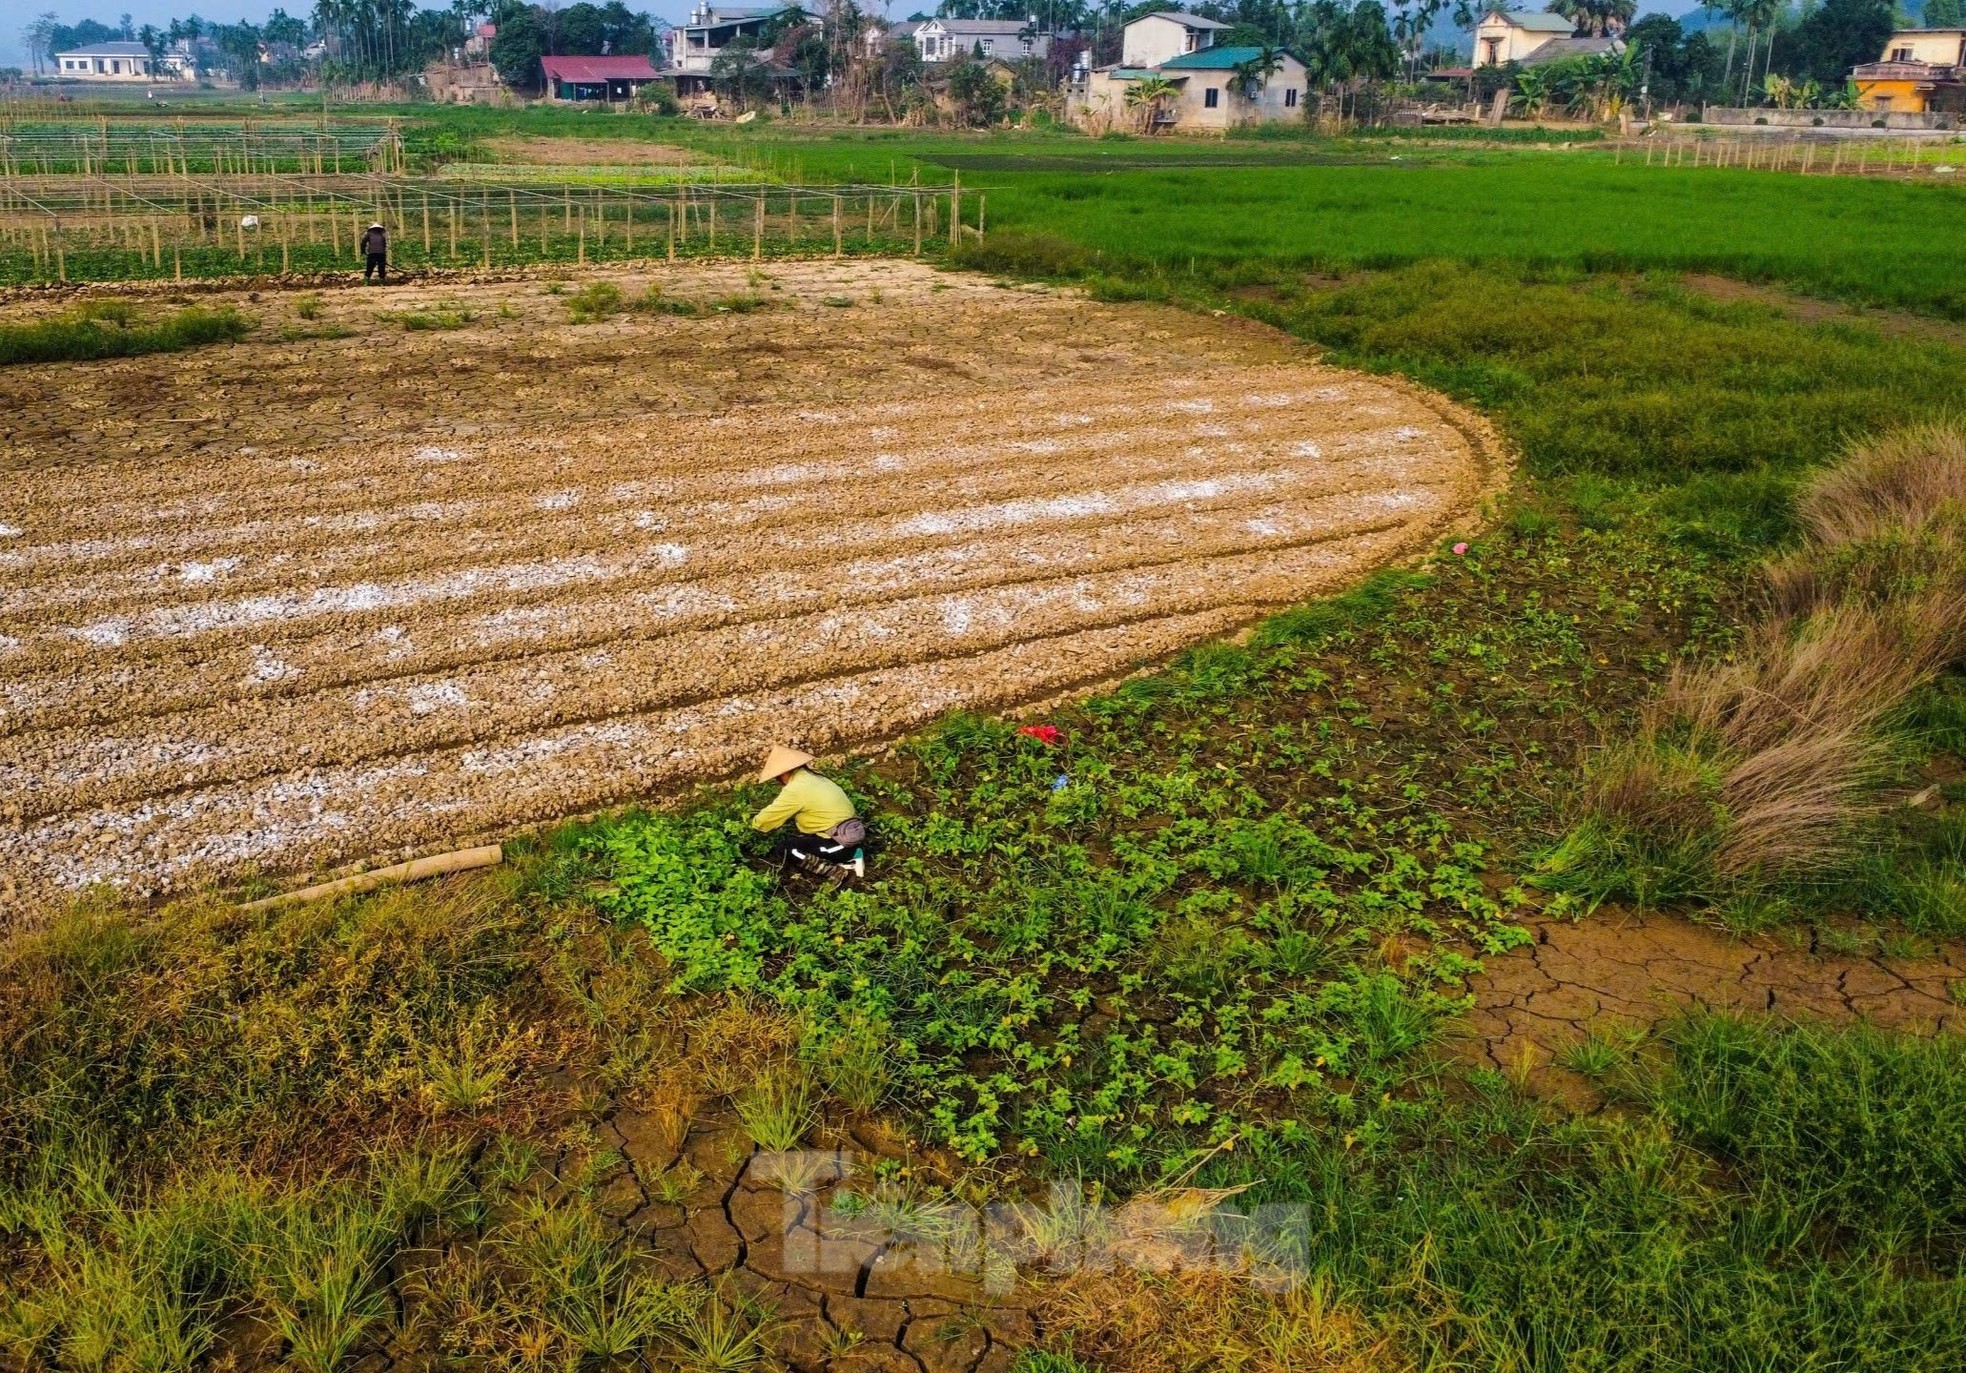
[53,41,192,81]
[1074,42,1309,134]
[1853,28,1966,113]
[1472,10,1594,67]
[426,23,501,104]
[540,54,662,102]
[911,18,1051,65]
[668,4,799,74]
[1120,11,1228,68]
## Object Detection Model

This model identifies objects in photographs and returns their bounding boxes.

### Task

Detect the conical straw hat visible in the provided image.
[758,745,815,782]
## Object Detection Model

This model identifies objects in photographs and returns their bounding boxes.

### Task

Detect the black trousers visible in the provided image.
[364,252,386,282]
[772,831,853,867]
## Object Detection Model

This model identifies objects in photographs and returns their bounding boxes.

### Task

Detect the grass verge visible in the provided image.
[0,301,251,366]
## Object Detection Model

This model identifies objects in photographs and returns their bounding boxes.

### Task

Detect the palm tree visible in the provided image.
[1546,0,1636,38]
[1230,44,1288,103]
[1123,73,1179,133]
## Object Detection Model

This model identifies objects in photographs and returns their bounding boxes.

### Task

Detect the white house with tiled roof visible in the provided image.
[911,19,1051,64]
[54,40,192,80]
[1473,10,1577,66]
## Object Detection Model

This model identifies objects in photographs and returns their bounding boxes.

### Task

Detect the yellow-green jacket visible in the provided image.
[751,768,856,835]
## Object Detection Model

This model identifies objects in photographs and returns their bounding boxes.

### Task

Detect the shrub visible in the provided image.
[565,281,624,322]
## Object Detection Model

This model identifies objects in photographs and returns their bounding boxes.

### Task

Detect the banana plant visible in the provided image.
[1123,74,1181,133]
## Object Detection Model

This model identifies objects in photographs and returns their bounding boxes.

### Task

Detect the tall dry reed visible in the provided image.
[1566,424,1966,891]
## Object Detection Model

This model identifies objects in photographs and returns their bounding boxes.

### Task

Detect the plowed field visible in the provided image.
[0,259,1500,917]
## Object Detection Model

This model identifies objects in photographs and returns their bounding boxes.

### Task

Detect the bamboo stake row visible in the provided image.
[0,182,981,283]
[1635,133,1948,178]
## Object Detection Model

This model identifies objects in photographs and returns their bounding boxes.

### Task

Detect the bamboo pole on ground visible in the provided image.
[753,193,764,261]
[949,171,960,247]
[422,192,431,257]
[239,845,503,913]
[833,194,841,256]
[449,201,458,259]
[668,194,677,261]
[509,189,519,248]
[577,204,586,264]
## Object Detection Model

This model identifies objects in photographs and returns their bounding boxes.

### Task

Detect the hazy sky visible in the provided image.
[2,2,1712,74]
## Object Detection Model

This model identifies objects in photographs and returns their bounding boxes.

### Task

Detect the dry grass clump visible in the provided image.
[1549,424,1966,899]
[1030,1269,1403,1373]
[1793,423,1966,548]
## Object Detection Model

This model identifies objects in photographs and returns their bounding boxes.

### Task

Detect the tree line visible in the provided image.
[13,0,1933,113]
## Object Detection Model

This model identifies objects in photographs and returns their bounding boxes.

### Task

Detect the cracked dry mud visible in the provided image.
[1466,910,1966,1101]
[0,258,1499,918]
[573,1112,1036,1373]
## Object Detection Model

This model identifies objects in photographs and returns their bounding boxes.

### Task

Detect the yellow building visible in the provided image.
[1852,28,1965,112]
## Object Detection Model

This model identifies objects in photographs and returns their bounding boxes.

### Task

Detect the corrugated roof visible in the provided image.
[1518,35,1619,64]
[1139,11,1230,29]
[540,54,661,82]
[1158,45,1294,70]
[920,19,1037,34]
[56,41,152,56]
[1494,11,1578,32]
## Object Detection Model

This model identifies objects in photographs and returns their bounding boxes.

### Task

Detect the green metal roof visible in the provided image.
[1158,45,1291,70]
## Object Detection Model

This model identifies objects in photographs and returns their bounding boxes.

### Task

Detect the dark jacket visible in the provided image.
[360,227,386,256]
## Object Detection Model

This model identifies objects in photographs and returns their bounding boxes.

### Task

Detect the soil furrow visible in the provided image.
[0,492,1442,731]
[3,530,1420,818]
[0,436,1426,625]
[1,373,1373,554]
[2,607,1270,896]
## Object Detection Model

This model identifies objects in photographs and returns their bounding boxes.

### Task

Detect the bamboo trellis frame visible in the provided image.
[0,166,980,284]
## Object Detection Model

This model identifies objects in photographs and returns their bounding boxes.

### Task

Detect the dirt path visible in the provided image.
[0,260,1500,919]
[1680,272,1966,348]
[1468,910,1966,1095]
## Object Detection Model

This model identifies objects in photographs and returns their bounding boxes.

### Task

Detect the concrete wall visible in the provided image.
[1700,105,1960,130]
[1880,30,1966,65]
[1122,16,1211,69]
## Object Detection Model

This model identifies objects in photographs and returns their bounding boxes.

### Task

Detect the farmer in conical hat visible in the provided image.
[360,221,388,284]
[752,746,866,877]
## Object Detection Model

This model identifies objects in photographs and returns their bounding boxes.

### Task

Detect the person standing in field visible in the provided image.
[360,222,388,284]
[751,746,866,878]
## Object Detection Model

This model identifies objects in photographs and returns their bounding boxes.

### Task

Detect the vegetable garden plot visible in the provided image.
[0,169,965,285]
[0,260,1499,919]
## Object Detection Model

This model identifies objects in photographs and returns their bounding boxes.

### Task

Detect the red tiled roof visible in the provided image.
[540,54,660,82]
